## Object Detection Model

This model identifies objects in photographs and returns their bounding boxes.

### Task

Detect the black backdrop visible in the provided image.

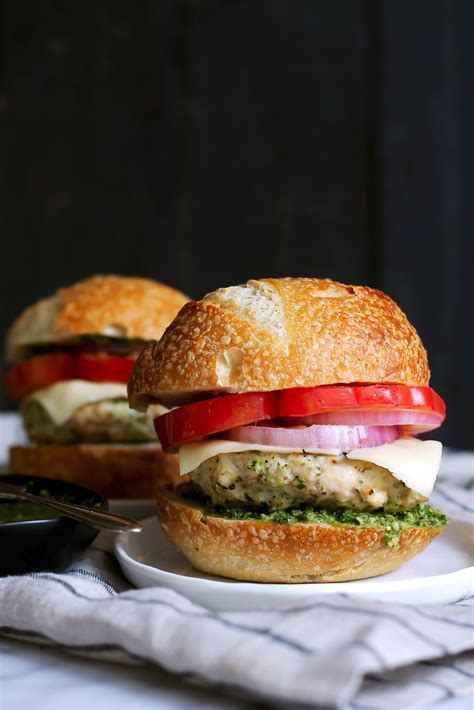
[1,1,473,448]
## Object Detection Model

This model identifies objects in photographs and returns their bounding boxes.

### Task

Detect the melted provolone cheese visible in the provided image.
[179,436,442,497]
[28,380,128,425]
[147,403,169,419]
[347,437,442,497]
[179,440,342,476]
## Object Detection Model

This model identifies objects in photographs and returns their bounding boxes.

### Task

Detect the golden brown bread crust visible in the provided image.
[129,278,429,409]
[9,443,182,499]
[156,488,442,583]
[7,275,188,362]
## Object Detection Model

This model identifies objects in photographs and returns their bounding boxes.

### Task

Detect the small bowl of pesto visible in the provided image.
[0,474,107,575]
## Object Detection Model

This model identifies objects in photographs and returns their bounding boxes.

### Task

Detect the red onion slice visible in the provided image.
[279,409,443,434]
[223,424,401,451]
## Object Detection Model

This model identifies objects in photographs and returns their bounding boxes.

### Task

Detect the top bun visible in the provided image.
[128,277,430,409]
[7,275,189,362]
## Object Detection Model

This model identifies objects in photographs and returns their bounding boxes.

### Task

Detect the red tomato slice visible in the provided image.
[154,392,279,451]
[76,354,135,383]
[279,385,446,417]
[4,354,76,401]
[153,384,445,451]
[4,353,134,401]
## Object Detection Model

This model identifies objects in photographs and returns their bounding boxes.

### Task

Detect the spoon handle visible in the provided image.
[1,490,143,533]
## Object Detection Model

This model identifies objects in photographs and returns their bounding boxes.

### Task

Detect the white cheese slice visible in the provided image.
[347,437,442,497]
[146,403,169,418]
[179,435,442,497]
[28,380,128,425]
[179,440,342,476]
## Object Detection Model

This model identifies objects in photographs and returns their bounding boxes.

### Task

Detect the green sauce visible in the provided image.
[0,486,102,523]
[22,334,145,358]
[197,502,448,547]
[0,502,63,523]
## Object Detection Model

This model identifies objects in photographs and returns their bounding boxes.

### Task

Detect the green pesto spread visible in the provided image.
[200,502,448,548]
[22,334,145,358]
[0,487,101,523]
[0,502,62,523]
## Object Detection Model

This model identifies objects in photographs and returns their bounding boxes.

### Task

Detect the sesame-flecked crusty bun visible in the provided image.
[7,275,189,362]
[129,277,429,409]
[156,487,442,583]
[9,443,182,498]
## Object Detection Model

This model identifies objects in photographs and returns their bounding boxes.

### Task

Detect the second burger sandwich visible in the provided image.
[6,274,188,497]
[129,277,448,582]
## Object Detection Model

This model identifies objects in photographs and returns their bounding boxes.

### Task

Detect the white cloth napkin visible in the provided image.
[0,435,472,708]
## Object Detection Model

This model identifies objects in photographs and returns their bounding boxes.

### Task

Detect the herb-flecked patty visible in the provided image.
[189,451,426,512]
[22,397,157,444]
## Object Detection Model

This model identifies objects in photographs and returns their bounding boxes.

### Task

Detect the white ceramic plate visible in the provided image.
[115,516,474,610]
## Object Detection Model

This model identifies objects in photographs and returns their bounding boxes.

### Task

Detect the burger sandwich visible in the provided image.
[128,277,447,582]
[6,275,188,497]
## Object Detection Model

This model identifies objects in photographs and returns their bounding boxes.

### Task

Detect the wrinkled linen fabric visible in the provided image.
[0,429,472,709]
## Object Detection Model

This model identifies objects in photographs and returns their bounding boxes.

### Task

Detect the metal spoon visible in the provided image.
[0,480,143,533]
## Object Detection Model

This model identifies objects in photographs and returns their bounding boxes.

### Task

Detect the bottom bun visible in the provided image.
[10,443,180,499]
[156,487,443,583]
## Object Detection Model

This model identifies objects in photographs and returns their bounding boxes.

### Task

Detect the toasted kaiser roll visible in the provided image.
[156,487,443,583]
[7,274,188,362]
[129,277,429,409]
[9,443,182,499]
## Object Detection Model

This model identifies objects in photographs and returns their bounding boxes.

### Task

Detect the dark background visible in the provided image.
[0,1,472,447]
